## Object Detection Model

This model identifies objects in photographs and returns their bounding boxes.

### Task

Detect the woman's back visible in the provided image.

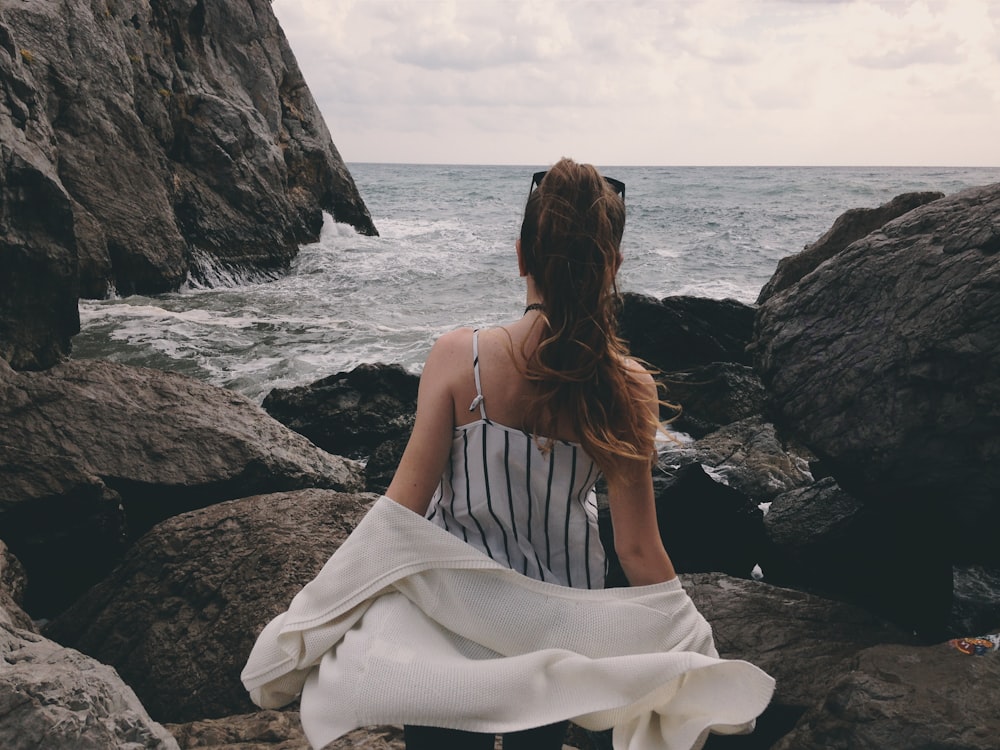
[426,325,606,588]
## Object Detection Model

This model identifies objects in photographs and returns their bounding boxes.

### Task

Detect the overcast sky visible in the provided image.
[271,0,1000,166]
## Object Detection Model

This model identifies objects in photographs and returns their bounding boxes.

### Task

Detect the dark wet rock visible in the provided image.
[263,363,419,492]
[0,621,179,749]
[0,0,375,369]
[649,463,768,581]
[752,182,1000,635]
[950,564,1000,636]
[45,490,375,724]
[757,191,944,303]
[0,359,362,617]
[661,362,767,439]
[620,293,755,373]
[771,641,1000,750]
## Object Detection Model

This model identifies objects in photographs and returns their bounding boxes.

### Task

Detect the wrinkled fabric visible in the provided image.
[242,496,774,750]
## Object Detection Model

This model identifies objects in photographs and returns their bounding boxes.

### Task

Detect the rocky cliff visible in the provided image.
[0,0,377,370]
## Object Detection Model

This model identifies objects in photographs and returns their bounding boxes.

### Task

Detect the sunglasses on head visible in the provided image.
[530,170,625,200]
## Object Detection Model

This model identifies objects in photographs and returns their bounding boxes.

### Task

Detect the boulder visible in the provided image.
[0,21,80,370]
[0,0,376,369]
[0,359,363,617]
[0,621,179,750]
[756,191,944,303]
[263,363,419,492]
[647,464,769,581]
[166,712,404,750]
[44,489,376,724]
[658,418,814,503]
[683,573,916,747]
[752,182,1000,634]
[0,540,34,633]
[661,362,767,439]
[620,293,755,373]
[772,641,1000,750]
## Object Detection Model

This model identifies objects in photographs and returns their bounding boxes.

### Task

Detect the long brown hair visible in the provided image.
[519,158,658,480]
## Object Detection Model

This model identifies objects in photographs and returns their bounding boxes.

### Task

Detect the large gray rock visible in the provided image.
[0,621,179,750]
[45,489,376,724]
[756,191,944,303]
[752,182,1000,632]
[683,573,916,747]
[0,0,376,369]
[0,359,363,616]
[772,641,1000,750]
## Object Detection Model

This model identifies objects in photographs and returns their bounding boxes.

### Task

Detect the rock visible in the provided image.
[0,359,363,617]
[264,363,419,460]
[0,0,376,370]
[620,293,755,373]
[44,489,376,724]
[0,620,179,750]
[0,540,34,633]
[682,573,916,746]
[166,712,404,749]
[950,564,1000,636]
[661,362,767,439]
[659,418,814,502]
[752,182,1000,634]
[648,464,769,581]
[0,26,80,370]
[771,641,1000,750]
[757,191,944,303]
[263,363,419,492]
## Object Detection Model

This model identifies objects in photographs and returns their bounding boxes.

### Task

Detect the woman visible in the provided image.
[242,159,773,750]
[386,158,677,749]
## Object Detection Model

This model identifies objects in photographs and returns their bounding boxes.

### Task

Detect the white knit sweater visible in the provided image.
[242,496,774,750]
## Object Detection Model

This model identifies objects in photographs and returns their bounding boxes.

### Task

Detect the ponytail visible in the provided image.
[519,159,658,480]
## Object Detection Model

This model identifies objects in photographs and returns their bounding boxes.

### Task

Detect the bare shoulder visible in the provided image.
[422,327,474,382]
[622,357,656,392]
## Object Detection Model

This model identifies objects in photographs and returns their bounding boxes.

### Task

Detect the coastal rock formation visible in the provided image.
[0,358,363,617]
[0,541,34,632]
[45,489,376,724]
[0,621,180,750]
[263,363,419,460]
[772,642,1000,750]
[662,362,767,439]
[620,293,755,373]
[756,190,944,303]
[752,182,1000,634]
[0,0,376,369]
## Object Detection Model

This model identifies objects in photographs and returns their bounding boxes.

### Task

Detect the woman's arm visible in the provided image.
[606,368,677,586]
[385,329,469,516]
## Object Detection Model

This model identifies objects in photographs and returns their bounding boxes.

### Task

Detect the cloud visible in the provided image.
[271,0,1000,166]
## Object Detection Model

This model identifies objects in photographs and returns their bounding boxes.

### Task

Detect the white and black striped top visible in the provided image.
[426,330,607,589]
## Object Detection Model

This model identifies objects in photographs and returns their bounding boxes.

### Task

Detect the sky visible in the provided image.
[270,0,1000,166]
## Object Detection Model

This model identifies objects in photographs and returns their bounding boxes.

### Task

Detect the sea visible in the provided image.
[73,164,1000,404]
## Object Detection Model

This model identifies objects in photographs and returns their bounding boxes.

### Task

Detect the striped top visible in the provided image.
[426,330,606,589]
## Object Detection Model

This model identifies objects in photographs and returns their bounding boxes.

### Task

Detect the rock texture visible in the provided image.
[772,642,1000,750]
[0,621,180,750]
[620,293,755,373]
[166,712,404,750]
[0,0,376,369]
[0,358,363,616]
[0,541,34,633]
[45,489,376,724]
[752,182,1000,634]
[756,191,944,303]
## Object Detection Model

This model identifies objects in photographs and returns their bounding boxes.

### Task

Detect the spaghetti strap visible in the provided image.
[469,330,488,420]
